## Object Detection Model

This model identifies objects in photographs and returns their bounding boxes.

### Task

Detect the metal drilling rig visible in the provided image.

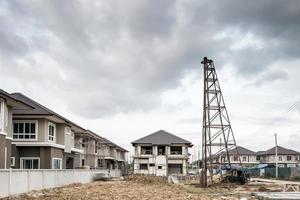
[200,57,241,187]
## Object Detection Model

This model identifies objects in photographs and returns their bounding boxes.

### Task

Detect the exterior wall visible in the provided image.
[56,124,65,145]
[258,155,300,165]
[12,146,64,169]
[0,135,7,169]
[228,155,258,165]
[0,102,13,169]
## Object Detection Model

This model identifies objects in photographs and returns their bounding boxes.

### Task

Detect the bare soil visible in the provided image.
[2,176,283,200]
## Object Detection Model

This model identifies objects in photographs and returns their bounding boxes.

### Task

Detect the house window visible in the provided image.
[11,157,15,167]
[158,166,162,169]
[48,122,56,142]
[242,156,247,162]
[233,156,239,161]
[98,159,103,168]
[21,158,39,169]
[82,139,85,148]
[158,146,166,155]
[81,159,85,166]
[287,156,292,161]
[13,121,37,140]
[149,163,155,167]
[139,164,148,170]
[141,146,152,155]
[52,158,62,169]
[170,146,182,155]
[279,156,282,161]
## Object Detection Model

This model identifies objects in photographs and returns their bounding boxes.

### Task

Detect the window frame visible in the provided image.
[170,146,183,155]
[48,122,56,142]
[52,157,62,169]
[20,157,40,169]
[13,120,38,141]
[242,156,247,162]
[233,156,239,161]
[287,155,292,161]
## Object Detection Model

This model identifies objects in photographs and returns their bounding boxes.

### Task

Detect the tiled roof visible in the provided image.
[132,130,192,146]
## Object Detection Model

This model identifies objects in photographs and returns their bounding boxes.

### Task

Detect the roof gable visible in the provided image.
[132,130,192,146]
[227,146,256,155]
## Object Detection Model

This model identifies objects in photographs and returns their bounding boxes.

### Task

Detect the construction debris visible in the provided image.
[252,192,300,200]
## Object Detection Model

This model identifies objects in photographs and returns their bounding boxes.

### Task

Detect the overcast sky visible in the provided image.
[1,0,300,161]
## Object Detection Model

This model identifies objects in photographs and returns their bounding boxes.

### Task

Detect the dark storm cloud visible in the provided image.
[1,0,300,117]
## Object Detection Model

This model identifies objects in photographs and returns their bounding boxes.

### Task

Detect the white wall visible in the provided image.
[0,169,121,198]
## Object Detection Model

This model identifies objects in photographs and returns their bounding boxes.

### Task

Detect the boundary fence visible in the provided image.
[0,169,121,198]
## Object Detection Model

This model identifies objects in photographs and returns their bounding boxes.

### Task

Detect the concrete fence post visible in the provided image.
[55,170,57,187]
[8,169,12,196]
[27,170,30,192]
[42,170,45,189]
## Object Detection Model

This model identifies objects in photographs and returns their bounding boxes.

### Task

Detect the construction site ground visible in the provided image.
[2,176,283,200]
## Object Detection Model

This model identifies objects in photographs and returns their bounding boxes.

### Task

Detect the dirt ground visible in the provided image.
[2,176,283,200]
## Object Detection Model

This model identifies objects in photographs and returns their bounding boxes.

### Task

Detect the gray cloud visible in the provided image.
[1,0,300,118]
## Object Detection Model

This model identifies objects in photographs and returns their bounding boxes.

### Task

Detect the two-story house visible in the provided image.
[257,146,300,168]
[10,93,84,169]
[132,130,193,176]
[217,146,258,166]
[0,90,32,169]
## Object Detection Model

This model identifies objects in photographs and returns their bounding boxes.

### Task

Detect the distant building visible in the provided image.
[216,146,258,166]
[257,146,300,168]
[200,145,300,168]
[132,130,193,176]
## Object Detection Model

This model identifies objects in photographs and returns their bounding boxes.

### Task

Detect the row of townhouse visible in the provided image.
[213,146,300,168]
[0,89,127,170]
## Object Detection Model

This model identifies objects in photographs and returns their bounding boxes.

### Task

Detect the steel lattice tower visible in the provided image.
[200,57,240,187]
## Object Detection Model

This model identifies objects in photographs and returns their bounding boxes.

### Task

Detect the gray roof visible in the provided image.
[10,93,85,130]
[227,146,256,156]
[257,146,300,156]
[10,92,128,152]
[0,89,33,109]
[11,93,66,116]
[132,130,193,146]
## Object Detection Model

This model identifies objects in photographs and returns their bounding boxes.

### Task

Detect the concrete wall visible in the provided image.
[0,102,13,169]
[13,146,65,169]
[0,135,6,169]
[0,169,122,198]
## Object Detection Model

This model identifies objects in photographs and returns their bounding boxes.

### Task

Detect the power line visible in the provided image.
[251,98,300,135]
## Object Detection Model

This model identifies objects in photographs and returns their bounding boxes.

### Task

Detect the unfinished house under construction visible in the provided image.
[132,130,193,176]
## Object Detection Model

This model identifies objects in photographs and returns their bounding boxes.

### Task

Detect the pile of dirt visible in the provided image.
[125,174,168,185]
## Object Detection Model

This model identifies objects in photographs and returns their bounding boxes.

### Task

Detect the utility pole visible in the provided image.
[275,133,278,179]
